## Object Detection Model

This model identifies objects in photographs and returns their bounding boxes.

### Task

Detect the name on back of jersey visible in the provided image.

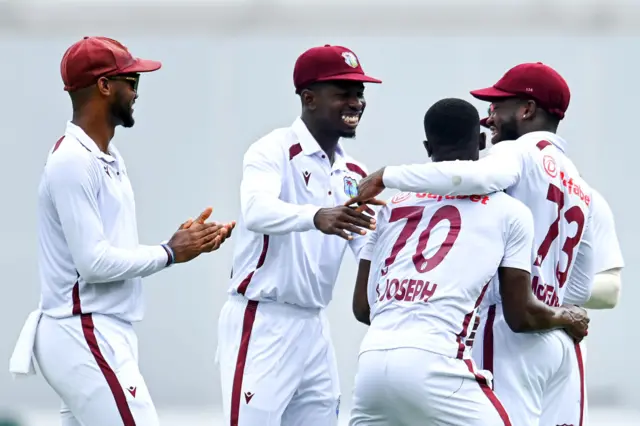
[376,277,438,304]
[391,192,490,205]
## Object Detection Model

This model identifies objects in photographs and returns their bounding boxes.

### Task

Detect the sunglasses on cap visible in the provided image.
[107,74,140,92]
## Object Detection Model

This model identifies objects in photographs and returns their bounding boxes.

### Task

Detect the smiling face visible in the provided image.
[100,73,140,128]
[301,80,366,139]
[484,97,538,144]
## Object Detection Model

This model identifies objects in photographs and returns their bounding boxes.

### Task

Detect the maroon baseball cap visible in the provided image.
[293,44,381,94]
[61,36,162,92]
[480,117,489,128]
[470,62,570,119]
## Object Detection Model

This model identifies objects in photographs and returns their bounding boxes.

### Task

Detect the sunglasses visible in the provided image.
[108,75,139,92]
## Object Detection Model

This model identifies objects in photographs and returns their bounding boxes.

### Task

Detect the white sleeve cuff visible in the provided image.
[382,166,404,189]
[300,205,322,231]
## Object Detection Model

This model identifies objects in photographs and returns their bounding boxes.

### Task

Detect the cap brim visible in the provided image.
[479,117,490,128]
[470,86,516,102]
[315,73,382,85]
[120,58,162,74]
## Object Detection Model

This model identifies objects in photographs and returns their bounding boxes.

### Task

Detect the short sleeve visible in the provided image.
[500,201,535,273]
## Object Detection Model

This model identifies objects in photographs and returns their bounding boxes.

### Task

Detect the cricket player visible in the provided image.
[9,36,234,426]
[216,44,382,426]
[349,98,589,426]
[479,116,625,424]
[349,62,596,426]
[562,187,624,425]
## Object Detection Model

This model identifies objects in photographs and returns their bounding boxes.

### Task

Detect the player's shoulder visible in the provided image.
[492,192,534,233]
[44,134,95,174]
[492,191,531,217]
[244,125,295,160]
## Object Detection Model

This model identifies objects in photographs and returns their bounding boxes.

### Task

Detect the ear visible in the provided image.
[423,140,432,157]
[522,99,538,121]
[479,132,487,151]
[300,89,317,111]
[97,77,111,97]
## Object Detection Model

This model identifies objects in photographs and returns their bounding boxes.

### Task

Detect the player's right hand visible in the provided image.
[313,206,376,241]
[561,304,590,343]
[167,207,227,263]
[177,208,236,251]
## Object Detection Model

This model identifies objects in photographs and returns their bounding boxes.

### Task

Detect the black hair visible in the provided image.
[423,98,480,148]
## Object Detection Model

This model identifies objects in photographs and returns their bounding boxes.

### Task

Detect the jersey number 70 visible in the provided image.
[383,205,462,273]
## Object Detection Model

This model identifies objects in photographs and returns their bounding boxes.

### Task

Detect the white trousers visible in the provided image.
[34,313,158,426]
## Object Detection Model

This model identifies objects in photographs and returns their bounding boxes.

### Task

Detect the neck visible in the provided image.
[522,122,558,136]
[301,113,339,160]
[71,111,115,154]
[432,150,477,163]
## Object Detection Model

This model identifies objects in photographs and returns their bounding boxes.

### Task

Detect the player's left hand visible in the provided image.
[344,168,387,212]
[561,304,590,343]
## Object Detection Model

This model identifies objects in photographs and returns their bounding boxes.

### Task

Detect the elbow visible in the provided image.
[593,287,621,310]
[76,263,102,284]
[584,270,622,310]
[353,303,370,326]
[75,249,109,283]
[242,197,267,234]
[242,208,265,234]
[502,304,535,333]
[504,315,528,333]
[607,286,621,308]
[601,272,622,309]
[244,214,263,234]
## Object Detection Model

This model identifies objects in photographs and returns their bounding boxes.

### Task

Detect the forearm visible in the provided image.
[75,243,169,283]
[583,269,621,309]
[353,259,372,325]
[505,298,575,333]
[243,195,321,235]
[354,310,370,326]
[382,157,518,196]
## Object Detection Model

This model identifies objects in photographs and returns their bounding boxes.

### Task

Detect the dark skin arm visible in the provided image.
[352,259,372,325]
[499,267,589,342]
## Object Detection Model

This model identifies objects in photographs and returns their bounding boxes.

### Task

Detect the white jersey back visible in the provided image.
[359,190,534,360]
[487,132,594,308]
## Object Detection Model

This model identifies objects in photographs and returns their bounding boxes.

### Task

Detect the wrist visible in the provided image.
[551,307,574,328]
[303,205,323,230]
[161,244,175,266]
[380,166,397,189]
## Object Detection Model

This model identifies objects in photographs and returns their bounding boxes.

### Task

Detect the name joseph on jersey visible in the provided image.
[376,277,438,303]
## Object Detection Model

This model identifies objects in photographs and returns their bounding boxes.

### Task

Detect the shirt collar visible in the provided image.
[65,121,116,163]
[525,131,568,153]
[291,117,345,158]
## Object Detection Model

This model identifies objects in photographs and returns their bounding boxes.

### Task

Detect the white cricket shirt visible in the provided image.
[228,117,369,309]
[359,190,534,360]
[37,122,169,322]
[589,188,624,273]
[383,131,596,308]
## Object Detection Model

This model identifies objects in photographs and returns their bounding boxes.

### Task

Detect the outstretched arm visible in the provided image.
[383,141,524,195]
[348,142,526,206]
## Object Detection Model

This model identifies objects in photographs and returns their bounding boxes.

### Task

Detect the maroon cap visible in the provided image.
[470,62,570,119]
[61,36,162,92]
[293,44,381,93]
[480,117,489,128]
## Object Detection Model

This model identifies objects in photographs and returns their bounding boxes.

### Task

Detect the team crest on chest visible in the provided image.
[343,176,358,198]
